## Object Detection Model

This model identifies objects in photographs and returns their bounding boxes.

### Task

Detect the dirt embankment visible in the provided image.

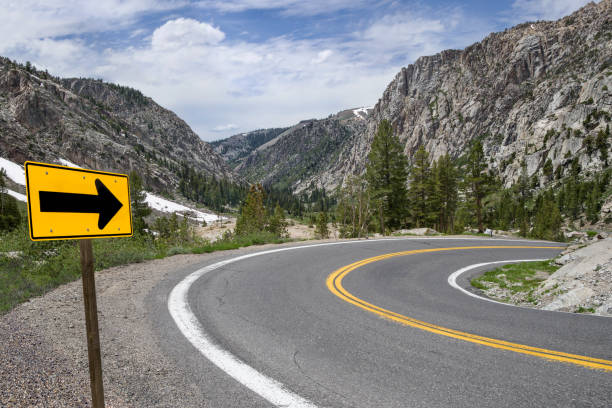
[195,217,339,241]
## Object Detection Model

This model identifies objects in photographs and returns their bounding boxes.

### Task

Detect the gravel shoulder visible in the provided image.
[1,252,204,407]
[0,242,309,407]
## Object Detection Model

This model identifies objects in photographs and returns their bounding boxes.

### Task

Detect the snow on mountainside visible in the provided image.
[0,157,25,185]
[144,193,222,224]
[352,107,373,120]
[6,190,26,202]
[0,156,220,220]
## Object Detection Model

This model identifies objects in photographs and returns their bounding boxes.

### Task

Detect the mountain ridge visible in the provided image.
[217,0,611,193]
[218,107,372,192]
[0,59,234,196]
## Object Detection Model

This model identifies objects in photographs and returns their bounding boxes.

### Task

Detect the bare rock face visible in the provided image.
[359,0,612,187]
[0,60,234,194]
[538,238,612,316]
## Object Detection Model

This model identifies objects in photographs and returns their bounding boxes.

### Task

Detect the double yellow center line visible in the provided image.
[326,246,612,372]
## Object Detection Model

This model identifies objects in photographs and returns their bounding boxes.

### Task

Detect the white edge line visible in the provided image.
[447,259,612,318]
[448,259,546,306]
[168,238,562,407]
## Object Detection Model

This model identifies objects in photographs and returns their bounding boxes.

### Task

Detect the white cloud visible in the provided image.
[353,12,453,64]
[196,0,371,16]
[152,18,225,50]
[312,49,333,64]
[212,123,240,132]
[0,0,184,52]
[509,0,591,22]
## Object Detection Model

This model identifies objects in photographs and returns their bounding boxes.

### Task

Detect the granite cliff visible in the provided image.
[0,59,233,194]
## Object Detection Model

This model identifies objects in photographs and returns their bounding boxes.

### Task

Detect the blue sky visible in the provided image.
[0,0,593,140]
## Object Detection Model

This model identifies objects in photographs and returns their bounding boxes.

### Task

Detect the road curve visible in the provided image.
[152,238,612,407]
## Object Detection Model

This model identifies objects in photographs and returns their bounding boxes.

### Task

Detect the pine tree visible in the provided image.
[315,211,330,239]
[543,158,553,180]
[267,203,289,238]
[366,120,409,233]
[336,175,371,238]
[596,125,609,165]
[0,168,6,214]
[496,189,515,231]
[434,154,458,233]
[129,170,151,234]
[531,191,562,241]
[409,145,431,228]
[516,161,530,236]
[466,140,489,232]
[235,184,266,236]
[0,168,21,232]
[586,182,601,223]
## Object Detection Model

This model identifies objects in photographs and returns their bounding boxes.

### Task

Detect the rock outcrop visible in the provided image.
[0,59,234,194]
[539,237,612,316]
[359,0,611,188]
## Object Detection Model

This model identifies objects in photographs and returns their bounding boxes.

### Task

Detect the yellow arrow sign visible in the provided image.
[25,161,133,241]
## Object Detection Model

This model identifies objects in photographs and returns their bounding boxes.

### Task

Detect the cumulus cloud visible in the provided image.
[0,0,183,51]
[508,0,591,22]
[152,18,225,50]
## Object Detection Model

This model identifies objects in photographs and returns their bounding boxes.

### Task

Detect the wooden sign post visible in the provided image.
[24,161,133,408]
[80,239,105,408]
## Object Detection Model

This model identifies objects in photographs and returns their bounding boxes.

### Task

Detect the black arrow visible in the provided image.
[39,178,123,230]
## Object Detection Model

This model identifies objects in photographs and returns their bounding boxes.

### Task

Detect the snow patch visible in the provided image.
[0,157,26,185]
[352,106,373,120]
[6,189,27,202]
[145,193,223,224]
[58,159,82,168]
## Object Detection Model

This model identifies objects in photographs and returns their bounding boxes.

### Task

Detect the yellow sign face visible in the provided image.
[25,162,133,241]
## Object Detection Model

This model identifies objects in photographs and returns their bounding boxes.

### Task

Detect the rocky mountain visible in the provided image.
[0,58,234,194]
[227,108,371,192]
[227,0,611,193]
[358,0,611,189]
[210,127,288,169]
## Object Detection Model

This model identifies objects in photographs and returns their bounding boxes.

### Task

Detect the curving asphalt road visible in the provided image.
[149,238,612,407]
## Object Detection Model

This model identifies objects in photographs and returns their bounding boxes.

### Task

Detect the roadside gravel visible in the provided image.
[1,252,202,407]
[0,245,291,407]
